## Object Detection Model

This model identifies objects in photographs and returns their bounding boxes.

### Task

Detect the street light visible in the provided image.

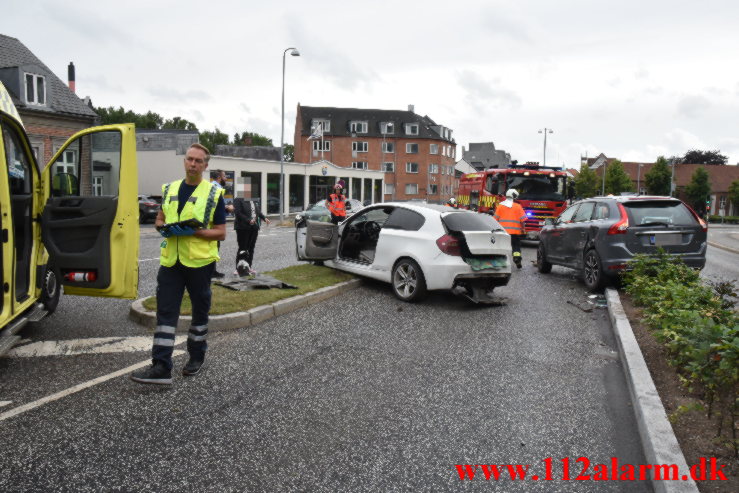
[280,47,300,223]
[538,128,553,167]
[636,163,643,195]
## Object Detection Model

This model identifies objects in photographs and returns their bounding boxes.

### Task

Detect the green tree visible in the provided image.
[680,149,727,165]
[728,179,739,213]
[644,156,672,196]
[604,159,633,195]
[95,106,163,129]
[574,163,599,198]
[282,144,295,162]
[685,167,711,214]
[232,131,273,146]
[163,116,198,130]
[198,128,230,154]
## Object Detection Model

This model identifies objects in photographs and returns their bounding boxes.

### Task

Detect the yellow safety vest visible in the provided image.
[160,179,220,268]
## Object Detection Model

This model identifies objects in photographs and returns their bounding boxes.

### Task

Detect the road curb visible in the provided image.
[129,279,361,332]
[707,240,739,255]
[605,288,698,493]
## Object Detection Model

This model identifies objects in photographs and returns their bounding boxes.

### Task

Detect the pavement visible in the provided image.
[706,223,739,254]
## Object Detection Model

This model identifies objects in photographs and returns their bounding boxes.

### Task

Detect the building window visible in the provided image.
[406,162,419,173]
[382,162,395,172]
[350,121,368,133]
[92,176,104,196]
[380,122,395,134]
[719,196,727,210]
[25,73,46,105]
[429,164,439,174]
[312,140,331,151]
[352,141,368,152]
[351,161,368,170]
[311,118,330,133]
[406,143,419,154]
[405,183,418,195]
[429,184,438,195]
[404,123,419,135]
[430,143,439,154]
[382,142,394,153]
[385,183,394,194]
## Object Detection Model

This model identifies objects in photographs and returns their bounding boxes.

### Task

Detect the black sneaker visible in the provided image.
[212,270,225,279]
[130,363,172,385]
[514,256,522,269]
[182,358,204,376]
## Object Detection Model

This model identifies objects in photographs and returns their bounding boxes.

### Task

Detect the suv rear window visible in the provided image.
[623,201,697,226]
[443,212,501,231]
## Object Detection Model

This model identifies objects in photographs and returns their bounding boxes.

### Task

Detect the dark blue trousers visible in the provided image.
[152,261,214,369]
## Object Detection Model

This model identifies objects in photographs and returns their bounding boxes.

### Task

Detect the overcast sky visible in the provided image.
[5,0,739,166]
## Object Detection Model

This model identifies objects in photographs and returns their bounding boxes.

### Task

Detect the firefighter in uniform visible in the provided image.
[327,183,347,224]
[493,188,527,269]
[447,197,459,208]
[131,143,227,385]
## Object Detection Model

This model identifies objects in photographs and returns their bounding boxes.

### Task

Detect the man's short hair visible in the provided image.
[190,143,211,163]
[210,169,223,180]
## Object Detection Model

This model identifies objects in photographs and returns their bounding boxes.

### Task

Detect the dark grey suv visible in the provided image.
[536,196,707,290]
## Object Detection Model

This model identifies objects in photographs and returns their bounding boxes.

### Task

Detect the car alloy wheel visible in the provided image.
[583,249,604,291]
[391,258,427,302]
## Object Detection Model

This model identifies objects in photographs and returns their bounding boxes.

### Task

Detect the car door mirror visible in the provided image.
[544,217,556,226]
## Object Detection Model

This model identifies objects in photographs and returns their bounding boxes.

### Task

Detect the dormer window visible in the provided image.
[25,73,46,105]
[380,122,394,134]
[404,123,419,135]
[311,118,330,133]
[350,121,368,134]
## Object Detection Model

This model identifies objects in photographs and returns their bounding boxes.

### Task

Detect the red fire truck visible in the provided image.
[456,163,571,239]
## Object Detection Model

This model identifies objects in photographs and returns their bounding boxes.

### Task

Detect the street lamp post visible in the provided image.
[280,47,300,223]
[601,160,608,196]
[636,163,643,195]
[538,128,553,166]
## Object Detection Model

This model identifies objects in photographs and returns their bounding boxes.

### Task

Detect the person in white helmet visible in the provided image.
[492,188,527,269]
[447,197,458,208]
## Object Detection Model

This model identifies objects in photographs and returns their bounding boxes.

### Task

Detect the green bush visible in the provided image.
[623,251,738,456]
[708,215,739,224]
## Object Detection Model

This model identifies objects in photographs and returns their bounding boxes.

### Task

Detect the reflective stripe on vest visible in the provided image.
[494,203,526,235]
[159,180,220,268]
[327,194,346,216]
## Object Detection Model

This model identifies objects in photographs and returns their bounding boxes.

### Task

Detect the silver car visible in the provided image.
[537,195,707,290]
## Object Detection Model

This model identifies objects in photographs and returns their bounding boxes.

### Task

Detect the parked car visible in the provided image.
[536,195,707,290]
[138,195,161,224]
[293,198,364,225]
[296,202,512,303]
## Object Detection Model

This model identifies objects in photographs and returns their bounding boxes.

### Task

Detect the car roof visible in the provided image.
[578,195,682,203]
[372,201,475,215]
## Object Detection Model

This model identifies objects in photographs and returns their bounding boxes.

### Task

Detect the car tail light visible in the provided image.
[685,204,708,232]
[436,234,462,256]
[607,203,629,235]
[143,201,157,207]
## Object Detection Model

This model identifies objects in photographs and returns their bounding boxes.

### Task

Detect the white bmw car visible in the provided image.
[295,202,512,303]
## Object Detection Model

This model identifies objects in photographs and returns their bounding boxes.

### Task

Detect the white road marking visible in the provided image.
[0,350,185,423]
[139,258,160,262]
[7,336,187,358]
[0,401,12,408]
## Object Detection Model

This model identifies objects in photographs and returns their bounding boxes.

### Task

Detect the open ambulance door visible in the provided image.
[40,124,139,298]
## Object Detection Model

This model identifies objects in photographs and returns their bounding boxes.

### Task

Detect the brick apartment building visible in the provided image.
[0,34,98,167]
[293,104,457,202]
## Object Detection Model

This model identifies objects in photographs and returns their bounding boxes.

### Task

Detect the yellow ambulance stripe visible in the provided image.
[0,82,24,128]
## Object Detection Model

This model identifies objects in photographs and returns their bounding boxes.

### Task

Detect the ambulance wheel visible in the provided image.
[40,266,61,315]
[392,258,427,302]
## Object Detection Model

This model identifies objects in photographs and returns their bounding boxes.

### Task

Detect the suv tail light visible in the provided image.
[607,203,629,235]
[436,234,462,256]
[685,204,708,232]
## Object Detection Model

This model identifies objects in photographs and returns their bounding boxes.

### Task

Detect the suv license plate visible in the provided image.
[651,233,681,246]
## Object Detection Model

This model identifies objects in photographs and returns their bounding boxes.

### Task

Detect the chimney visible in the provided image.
[408,104,414,113]
[68,62,76,93]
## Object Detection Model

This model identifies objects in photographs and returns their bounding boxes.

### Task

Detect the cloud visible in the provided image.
[239,103,251,113]
[608,77,621,87]
[42,2,129,44]
[634,67,649,79]
[84,75,123,93]
[644,86,663,95]
[147,87,212,102]
[456,70,522,110]
[479,10,531,43]
[676,95,711,118]
[664,128,705,153]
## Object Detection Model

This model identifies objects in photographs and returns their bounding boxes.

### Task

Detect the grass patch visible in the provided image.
[142,264,354,315]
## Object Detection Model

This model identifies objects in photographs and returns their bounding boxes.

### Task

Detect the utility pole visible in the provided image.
[538,128,553,167]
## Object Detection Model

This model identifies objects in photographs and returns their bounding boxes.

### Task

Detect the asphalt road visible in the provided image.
[7,223,737,491]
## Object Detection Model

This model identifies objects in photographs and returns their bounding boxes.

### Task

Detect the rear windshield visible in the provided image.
[623,201,698,226]
[443,212,502,231]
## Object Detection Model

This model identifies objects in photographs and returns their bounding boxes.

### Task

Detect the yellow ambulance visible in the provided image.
[0,82,139,355]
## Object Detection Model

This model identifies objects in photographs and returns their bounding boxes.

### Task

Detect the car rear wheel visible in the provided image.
[391,258,427,302]
[582,249,605,291]
[536,242,552,273]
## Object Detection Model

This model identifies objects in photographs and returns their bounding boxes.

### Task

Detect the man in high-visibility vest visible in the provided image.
[327,183,347,224]
[131,143,227,385]
[493,188,527,269]
[447,197,459,208]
